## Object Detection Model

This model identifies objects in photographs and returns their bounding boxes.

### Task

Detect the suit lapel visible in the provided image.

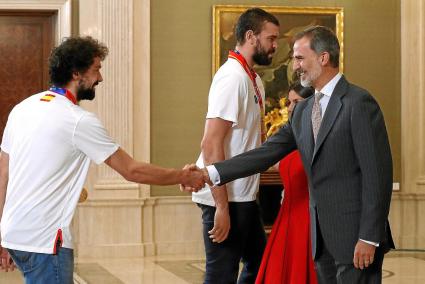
[302,97,315,161]
[311,76,348,163]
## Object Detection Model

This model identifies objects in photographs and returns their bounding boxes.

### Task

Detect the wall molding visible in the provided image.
[0,0,71,44]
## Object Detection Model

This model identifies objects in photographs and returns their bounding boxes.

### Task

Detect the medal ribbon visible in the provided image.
[49,86,77,105]
[228,50,267,142]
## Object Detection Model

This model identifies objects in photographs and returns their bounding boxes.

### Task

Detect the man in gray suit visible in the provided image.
[198,26,395,283]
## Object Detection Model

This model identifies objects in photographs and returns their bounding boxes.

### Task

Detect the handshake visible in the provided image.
[179,164,212,192]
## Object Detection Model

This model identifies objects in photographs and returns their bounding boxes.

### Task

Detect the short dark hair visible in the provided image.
[235,8,279,45]
[288,81,314,99]
[48,36,108,87]
[294,26,340,68]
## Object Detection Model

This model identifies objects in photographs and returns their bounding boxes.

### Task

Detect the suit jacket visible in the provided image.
[214,75,394,263]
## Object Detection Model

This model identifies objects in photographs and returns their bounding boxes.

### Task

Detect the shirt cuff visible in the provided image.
[359,239,379,247]
[206,165,221,187]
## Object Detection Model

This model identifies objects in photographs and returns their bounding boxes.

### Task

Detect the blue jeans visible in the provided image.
[8,247,74,284]
[198,201,267,284]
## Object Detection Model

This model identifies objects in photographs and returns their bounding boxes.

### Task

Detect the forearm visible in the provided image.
[203,142,228,209]
[126,162,186,185]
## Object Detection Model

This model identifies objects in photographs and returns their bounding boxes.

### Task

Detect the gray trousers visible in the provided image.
[315,228,385,284]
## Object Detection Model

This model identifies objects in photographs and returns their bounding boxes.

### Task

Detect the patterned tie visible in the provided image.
[312,92,324,143]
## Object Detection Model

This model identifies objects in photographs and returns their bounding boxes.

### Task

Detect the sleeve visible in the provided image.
[1,112,13,154]
[206,71,247,126]
[214,122,297,185]
[351,93,393,243]
[73,113,120,165]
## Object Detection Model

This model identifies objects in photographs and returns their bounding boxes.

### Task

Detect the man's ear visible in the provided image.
[72,71,81,81]
[321,52,330,66]
[245,30,256,45]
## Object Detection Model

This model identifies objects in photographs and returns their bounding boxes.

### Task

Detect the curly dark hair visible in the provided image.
[48,36,108,87]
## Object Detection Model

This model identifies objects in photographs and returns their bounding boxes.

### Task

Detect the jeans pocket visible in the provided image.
[8,249,32,272]
[8,249,31,263]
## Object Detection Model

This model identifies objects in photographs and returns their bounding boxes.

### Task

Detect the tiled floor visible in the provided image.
[2,250,425,283]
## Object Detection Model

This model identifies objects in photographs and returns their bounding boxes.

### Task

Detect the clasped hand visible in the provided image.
[180,164,212,192]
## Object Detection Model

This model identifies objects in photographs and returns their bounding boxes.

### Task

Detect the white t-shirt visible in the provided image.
[192,58,265,206]
[0,91,119,254]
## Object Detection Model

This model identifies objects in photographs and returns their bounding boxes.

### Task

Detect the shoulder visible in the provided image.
[341,79,379,106]
[213,60,248,83]
[75,110,103,126]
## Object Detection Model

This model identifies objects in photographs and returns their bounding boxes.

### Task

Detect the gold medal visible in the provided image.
[78,188,88,203]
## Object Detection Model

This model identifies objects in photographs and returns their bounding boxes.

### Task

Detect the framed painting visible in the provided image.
[212,5,344,116]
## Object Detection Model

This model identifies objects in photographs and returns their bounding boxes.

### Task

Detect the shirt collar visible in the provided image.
[316,73,342,97]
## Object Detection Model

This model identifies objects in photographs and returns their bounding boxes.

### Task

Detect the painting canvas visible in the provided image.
[212,5,344,114]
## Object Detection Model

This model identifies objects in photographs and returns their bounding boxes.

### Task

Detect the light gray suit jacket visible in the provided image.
[214,76,394,263]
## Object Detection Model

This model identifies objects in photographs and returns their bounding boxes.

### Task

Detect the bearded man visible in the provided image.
[190,8,280,284]
[0,36,206,283]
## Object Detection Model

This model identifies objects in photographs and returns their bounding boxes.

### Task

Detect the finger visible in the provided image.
[188,164,199,170]
[364,258,370,268]
[353,254,359,269]
[1,257,6,270]
[358,256,365,270]
[9,259,15,272]
[182,164,191,170]
[208,226,217,235]
[179,184,185,192]
[370,256,374,264]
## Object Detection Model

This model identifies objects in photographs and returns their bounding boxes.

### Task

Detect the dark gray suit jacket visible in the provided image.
[214,75,394,263]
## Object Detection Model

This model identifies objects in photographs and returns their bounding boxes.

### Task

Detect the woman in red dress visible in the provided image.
[256,82,317,284]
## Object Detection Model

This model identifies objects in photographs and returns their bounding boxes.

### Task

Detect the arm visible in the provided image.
[0,151,15,272]
[351,94,393,268]
[214,122,297,185]
[105,148,205,189]
[201,118,233,243]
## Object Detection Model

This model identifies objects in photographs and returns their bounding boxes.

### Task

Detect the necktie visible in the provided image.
[312,92,324,142]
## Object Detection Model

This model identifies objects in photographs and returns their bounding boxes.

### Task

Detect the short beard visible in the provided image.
[253,40,274,66]
[300,60,322,88]
[300,78,312,88]
[76,82,97,101]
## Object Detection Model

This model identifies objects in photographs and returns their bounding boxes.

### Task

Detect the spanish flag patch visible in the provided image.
[40,94,56,102]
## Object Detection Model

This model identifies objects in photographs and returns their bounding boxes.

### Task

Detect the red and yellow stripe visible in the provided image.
[40,94,56,102]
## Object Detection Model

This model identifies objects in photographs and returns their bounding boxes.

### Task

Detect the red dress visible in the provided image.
[256,151,317,284]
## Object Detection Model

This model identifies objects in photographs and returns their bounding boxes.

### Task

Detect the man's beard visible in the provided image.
[253,41,274,66]
[76,82,97,101]
[299,61,322,88]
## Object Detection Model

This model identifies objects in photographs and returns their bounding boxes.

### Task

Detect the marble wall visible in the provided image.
[390,0,425,249]
[4,0,424,259]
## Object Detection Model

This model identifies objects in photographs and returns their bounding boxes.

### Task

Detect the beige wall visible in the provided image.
[151,0,401,196]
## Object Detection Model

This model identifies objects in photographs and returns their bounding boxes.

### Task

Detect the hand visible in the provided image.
[353,240,376,269]
[208,206,230,243]
[180,165,212,192]
[0,246,15,272]
[180,164,206,192]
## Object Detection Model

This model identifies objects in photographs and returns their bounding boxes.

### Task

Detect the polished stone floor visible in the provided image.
[1,250,425,283]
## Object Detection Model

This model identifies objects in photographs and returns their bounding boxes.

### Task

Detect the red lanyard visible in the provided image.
[228,50,266,142]
[228,50,264,109]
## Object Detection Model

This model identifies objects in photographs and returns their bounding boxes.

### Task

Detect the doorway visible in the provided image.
[0,11,55,142]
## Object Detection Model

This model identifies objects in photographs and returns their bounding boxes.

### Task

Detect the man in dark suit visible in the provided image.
[199,26,394,283]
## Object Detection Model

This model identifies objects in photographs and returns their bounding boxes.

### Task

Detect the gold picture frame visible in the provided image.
[212,5,344,116]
